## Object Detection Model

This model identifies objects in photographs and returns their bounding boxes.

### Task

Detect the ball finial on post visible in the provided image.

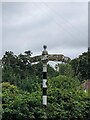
[42,45,48,56]
[43,45,47,50]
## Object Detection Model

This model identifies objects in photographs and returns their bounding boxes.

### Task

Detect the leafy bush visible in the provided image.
[2,76,90,119]
[2,82,35,120]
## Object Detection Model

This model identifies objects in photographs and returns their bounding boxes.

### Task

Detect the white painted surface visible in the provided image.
[43,96,47,105]
[43,79,47,88]
[43,64,47,72]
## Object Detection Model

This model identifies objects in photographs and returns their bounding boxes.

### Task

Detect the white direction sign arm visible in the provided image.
[29,54,70,63]
[30,55,42,63]
[48,54,70,63]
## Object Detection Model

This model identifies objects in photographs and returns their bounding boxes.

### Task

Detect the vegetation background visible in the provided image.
[0,50,90,119]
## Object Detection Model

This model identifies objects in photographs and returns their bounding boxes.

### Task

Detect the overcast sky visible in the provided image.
[1,0,89,60]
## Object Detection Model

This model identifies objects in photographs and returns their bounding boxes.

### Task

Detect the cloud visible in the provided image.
[2,2,88,59]
[2,0,89,2]
[0,3,2,58]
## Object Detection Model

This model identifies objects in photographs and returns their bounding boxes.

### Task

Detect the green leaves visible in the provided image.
[2,76,90,119]
[2,82,33,120]
[70,52,88,82]
[56,64,74,77]
[1,50,90,119]
[47,75,90,119]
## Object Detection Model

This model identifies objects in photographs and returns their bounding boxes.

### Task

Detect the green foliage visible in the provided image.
[32,62,43,79]
[47,64,59,78]
[56,63,74,77]
[0,83,2,120]
[2,76,90,119]
[2,51,40,92]
[2,51,58,93]
[47,75,90,119]
[70,52,88,82]
[2,82,35,120]
[88,48,90,79]
[1,50,90,119]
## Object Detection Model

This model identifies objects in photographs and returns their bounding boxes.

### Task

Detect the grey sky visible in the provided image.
[1,0,89,2]
[0,3,2,58]
[1,1,88,59]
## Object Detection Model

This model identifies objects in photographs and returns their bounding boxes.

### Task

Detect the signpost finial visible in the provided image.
[43,45,47,50]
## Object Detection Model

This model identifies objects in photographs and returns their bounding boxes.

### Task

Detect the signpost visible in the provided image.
[28,45,70,106]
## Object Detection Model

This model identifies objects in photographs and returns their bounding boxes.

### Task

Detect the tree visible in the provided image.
[24,50,32,56]
[47,75,90,119]
[2,51,39,92]
[70,52,88,82]
[2,51,90,119]
[55,63,74,77]
[2,76,90,119]
[2,82,35,120]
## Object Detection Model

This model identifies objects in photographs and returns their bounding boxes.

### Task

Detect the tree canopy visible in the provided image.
[1,50,90,119]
